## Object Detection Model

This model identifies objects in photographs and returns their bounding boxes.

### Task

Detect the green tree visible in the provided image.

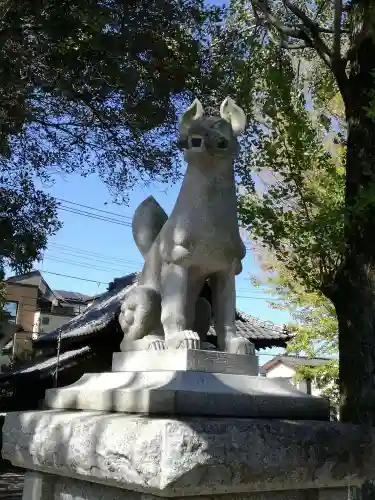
[0,0,221,199]
[0,0,221,321]
[223,0,375,426]
[0,176,61,273]
[252,247,339,415]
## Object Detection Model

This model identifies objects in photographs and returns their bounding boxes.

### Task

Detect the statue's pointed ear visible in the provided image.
[220,97,246,137]
[179,99,204,134]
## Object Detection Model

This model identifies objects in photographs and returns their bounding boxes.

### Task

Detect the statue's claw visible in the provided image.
[166,330,200,350]
[121,335,166,352]
[225,335,255,355]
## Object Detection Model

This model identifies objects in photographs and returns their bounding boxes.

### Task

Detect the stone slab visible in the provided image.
[22,471,349,500]
[112,349,259,376]
[43,371,329,420]
[3,410,374,497]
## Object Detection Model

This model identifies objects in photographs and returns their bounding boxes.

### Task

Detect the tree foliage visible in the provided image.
[0,0,221,199]
[0,174,61,274]
[238,45,345,295]
[0,0,221,297]
[219,0,375,427]
[251,247,339,414]
[0,172,60,331]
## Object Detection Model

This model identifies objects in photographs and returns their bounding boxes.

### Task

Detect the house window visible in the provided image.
[3,301,18,323]
[41,317,50,325]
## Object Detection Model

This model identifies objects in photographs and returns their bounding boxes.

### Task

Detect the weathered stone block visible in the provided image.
[43,370,329,419]
[111,349,259,376]
[22,471,349,500]
[3,410,374,497]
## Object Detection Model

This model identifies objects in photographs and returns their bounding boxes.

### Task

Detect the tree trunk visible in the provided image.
[332,35,375,426]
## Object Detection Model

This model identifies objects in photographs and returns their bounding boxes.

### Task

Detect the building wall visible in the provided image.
[5,283,38,332]
[34,312,76,335]
[265,363,295,379]
[265,362,322,397]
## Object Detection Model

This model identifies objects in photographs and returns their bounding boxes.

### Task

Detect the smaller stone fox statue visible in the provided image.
[119,97,254,355]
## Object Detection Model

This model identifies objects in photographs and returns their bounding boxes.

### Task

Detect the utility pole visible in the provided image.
[54,329,62,388]
[10,331,17,370]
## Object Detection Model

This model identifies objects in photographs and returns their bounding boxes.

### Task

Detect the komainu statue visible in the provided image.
[119,97,254,355]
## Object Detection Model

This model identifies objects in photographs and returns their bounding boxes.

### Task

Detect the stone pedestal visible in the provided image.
[43,350,329,420]
[3,350,372,500]
[3,410,375,500]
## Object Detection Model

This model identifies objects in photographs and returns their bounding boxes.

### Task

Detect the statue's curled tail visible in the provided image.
[132,196,168,257]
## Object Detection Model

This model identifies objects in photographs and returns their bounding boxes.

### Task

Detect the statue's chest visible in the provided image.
[159,179,244,266]
[160,211,244,268]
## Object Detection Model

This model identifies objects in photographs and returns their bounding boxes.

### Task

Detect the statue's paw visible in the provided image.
[121,335,165,352]
[147,338,166,351]
[167,330,200,350]
[226,335,255,355]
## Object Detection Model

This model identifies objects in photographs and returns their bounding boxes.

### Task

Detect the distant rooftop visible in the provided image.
[35,273,294,351]
[262,355,338,372]
[5,271,92,304]
[53,290,92,303]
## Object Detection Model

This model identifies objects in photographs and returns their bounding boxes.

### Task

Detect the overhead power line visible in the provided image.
[43,256,138,274]
[47,248,135,269]
[237,295,284,301]
[48,244,270,294]
[35,269,110,285]
[48,243,142,267]
[59,206,132,227]
[47,199,283,300]
[39,263,285,301]
[56,198,133,220]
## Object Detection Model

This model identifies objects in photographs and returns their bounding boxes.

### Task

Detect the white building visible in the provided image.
[260,355,336,397]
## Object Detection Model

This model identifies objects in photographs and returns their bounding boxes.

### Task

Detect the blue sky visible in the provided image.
[31,169,292,365]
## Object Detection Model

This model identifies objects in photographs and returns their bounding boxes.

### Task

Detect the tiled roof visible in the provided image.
[53,290,92,302]
[0,346,92,380]
[230,311,292,340]
[35,273,294,349]
[262,355,337,372]
[35,280,137,347]
[14,346,92,375]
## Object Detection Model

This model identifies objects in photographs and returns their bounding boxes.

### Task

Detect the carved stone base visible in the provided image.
[3,411,375,499]
[22,471,350,500]
[43,350,329,420]
[112,348,259,375]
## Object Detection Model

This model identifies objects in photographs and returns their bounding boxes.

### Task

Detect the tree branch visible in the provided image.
[280,40,309,49]
[253,0,333,67]
[333,0,342,58]
[253,0,306,38]
[294,23,349,35]
[282,0,333,60]
[343,27,372,63]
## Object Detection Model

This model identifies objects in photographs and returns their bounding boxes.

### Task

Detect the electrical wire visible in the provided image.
[48,198,285,300]
[56,198,133,220]
[59,206,132,227]
[48,243,143,267]
[42,255,137,274]
[34,269,110,285]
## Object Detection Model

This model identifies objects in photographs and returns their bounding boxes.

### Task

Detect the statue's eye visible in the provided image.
[216,138,228,149]
[177,138,189,149]
[191,137,202,147]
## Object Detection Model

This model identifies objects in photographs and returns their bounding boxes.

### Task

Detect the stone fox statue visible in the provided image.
[119,97,254,355]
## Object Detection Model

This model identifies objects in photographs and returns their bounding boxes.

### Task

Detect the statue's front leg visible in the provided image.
[210,270,255,355]
[161,263,201,350]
